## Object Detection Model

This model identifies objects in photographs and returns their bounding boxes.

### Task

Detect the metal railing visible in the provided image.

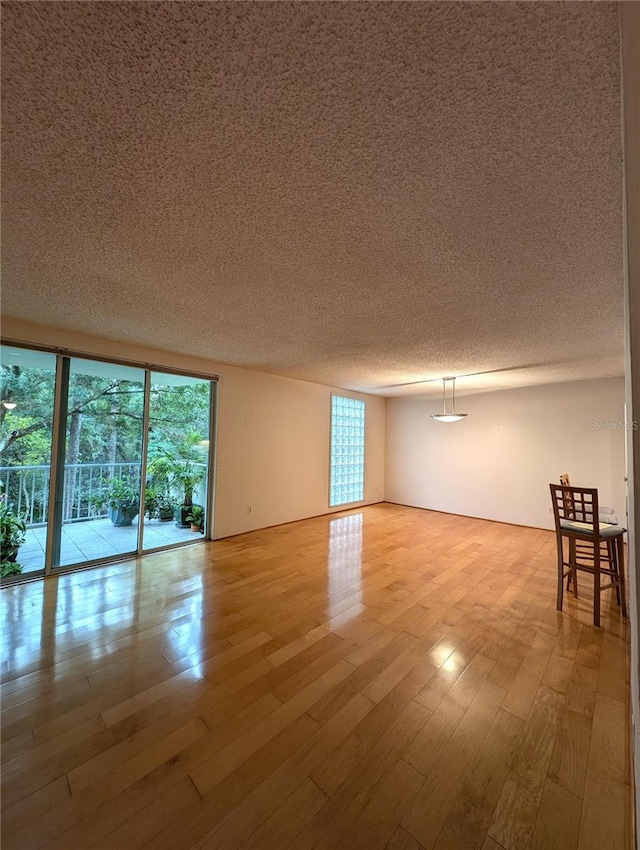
[0,461,207,527]
[0,462,141,526]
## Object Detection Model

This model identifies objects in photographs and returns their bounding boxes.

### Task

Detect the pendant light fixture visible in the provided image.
[431,377,468,422]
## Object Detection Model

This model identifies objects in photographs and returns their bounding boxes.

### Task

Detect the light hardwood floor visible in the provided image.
[0,503,632,850]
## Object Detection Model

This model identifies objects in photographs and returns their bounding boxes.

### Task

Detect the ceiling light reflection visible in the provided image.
[431,643,456,668]
[442,654,460,673]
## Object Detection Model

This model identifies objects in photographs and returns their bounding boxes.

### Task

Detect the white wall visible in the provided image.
[1,318,386,539]
[385,378,627,531]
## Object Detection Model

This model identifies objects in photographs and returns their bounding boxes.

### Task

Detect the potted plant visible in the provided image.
[92,475,140,527]
[155,494,175,522]
[172,459,206,528]
[1,498,26,577]
[185,504,205,533]
[149,445,206,528]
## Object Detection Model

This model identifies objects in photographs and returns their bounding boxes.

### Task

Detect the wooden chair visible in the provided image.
[549,483,627,627]
[559,473,617,595]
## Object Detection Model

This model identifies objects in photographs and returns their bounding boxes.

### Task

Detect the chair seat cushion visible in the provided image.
[560,519,626,538]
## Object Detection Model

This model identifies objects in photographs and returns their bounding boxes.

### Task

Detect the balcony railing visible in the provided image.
[0,462,141,526]
[1,461,208,527]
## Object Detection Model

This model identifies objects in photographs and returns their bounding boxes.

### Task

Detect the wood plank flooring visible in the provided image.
[0,503,632,849]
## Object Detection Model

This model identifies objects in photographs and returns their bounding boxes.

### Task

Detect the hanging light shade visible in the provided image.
[431,377,468,422]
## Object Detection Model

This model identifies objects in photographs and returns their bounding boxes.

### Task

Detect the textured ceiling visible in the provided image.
[1,2,624,397]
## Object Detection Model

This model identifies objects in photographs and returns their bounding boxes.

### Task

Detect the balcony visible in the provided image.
[1,462,206,574]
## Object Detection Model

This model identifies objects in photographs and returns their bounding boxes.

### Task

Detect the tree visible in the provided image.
[0,364,55,460]
[1,359,212,523]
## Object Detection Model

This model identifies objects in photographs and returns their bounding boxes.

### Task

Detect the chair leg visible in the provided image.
[569,537,578,597]
[556,534,564,613]
[593,543,601,628]
[617,536,628,618]
[609,540,621,606]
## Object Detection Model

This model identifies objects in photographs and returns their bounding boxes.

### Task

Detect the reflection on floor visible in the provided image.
[18,517,203,572]
[328,512,363,618]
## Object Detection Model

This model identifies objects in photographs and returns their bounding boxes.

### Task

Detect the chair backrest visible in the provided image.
[549,483,600,534]
[558,473,617,525]
[559,473,573,517]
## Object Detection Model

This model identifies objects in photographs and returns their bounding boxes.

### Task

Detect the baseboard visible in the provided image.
[382,500,554,533]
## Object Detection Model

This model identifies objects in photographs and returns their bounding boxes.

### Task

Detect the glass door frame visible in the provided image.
[139,366,217,555]
[1,339,218,583]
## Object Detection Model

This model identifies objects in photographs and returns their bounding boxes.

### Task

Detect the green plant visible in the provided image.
[155,494,175,520]
[144,486,175,520]
[174,464,205,507]
[1,559,22,578]
[90,474,140,526]
[146,455,177,519]
[146,455,174,496]
[171,444,206,508]
[185,504,204,529]
[0,498,26,578]
[0,499,26,553]
[149,445,205,508]
[92,476,140,513]
[144,486,158,520]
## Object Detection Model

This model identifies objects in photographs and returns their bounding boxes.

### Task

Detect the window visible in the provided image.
[330,395,365,507]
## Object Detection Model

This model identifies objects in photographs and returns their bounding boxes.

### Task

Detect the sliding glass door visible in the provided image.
[142,372,211,551]
[55,358,145,569]
[0,345,57,577]
[0,345,216,582]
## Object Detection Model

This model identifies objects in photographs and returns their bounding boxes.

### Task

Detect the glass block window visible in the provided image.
[330,395,365,507]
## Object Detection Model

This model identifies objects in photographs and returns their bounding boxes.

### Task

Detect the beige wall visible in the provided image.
[385,378,627,531]
[0,318,386,539]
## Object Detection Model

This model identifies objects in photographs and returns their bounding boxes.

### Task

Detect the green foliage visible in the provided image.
[185,504,204,528]
[1,363,211,470]
[155,494,175,520]
[4,414,52,465]
[0,497,26,577]
[91,475,140,512]
[0,498,26,550]
[1,559,22,578]
[146,455,175,495]
[144,487,175,520]
[148,439,207,507]
[0,363,55,464]
[148,384,210,452]
[144,486,158,519]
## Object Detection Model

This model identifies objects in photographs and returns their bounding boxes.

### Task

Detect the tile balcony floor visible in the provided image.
[16,517,203,573]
